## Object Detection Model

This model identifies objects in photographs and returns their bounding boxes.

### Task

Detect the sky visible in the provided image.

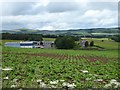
[0,0,119,30]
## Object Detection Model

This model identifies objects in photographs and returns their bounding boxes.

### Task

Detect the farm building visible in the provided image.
[20,41,37,48]
[5,41,54,48]
[80,40,86,48]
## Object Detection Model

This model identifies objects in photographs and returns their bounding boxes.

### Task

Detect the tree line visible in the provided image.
[1,33,81,41]
[1,33,119,43]
[2,33,43,41]
[111,35,120,42]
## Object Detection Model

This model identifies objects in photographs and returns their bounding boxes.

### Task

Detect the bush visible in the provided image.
[40,41,43,46]
[85,41,89,47]
[90,41,94,47]
[71,36,81,41]
[54,36,75,49]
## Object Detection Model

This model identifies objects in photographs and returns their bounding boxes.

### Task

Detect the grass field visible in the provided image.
[81,38,119,50]
[1,39,120,89]
[43,38,55,41]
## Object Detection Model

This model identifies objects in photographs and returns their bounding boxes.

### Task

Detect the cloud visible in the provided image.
[79,9,118,27]
[1,2,47,16]
[82,9,116,19]
[87,2,118,11]
[1,0,118,30]
[46,1,79,13]
[41,22,70,30]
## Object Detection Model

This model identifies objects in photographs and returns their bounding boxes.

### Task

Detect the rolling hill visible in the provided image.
[2,27,119,36]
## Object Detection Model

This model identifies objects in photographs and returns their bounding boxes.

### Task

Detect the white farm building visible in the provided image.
[5,41,54,48]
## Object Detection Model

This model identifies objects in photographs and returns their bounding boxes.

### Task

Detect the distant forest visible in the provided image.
[1,33,80,41]
[2,33,43,41]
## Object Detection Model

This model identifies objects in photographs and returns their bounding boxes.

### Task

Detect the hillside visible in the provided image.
[2,27,119,37]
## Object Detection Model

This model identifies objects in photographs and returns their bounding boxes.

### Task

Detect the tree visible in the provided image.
[111,35,120,42]
[54,36,75,49]
[85,41,89,47]
[102,40,104,42]
[51,43,54,47]
[40,41,43,46]
[90,41,94,47]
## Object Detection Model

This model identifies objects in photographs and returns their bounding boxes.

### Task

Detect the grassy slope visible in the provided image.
[81,38,119,50]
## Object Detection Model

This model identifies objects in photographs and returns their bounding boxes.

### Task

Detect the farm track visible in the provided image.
[2,52,117,63]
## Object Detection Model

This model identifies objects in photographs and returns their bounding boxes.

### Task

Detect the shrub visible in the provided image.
[90,41,94,47]
[85,41,89,47]
[54,36,75,49]
[40,41,43,45]
[71,36,81,41]
[102,40,104,42]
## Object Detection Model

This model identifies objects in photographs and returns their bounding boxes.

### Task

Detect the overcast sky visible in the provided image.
[0,0,118,30]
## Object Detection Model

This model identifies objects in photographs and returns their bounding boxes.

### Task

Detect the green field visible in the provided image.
[43,38,55,41]
[81,38,119,50]
[1,39,120,89]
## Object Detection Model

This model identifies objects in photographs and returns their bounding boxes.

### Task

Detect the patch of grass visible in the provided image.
[81,38,119,50]
[2,40,23,44]
[43,38,55,41]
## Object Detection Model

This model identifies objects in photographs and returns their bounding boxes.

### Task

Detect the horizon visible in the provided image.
[0,0,118,30]
[2,26,118,31]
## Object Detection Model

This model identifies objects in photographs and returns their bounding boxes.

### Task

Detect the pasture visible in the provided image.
[1,39,120,89]
[81,38,119,50]
[43,38,55,41]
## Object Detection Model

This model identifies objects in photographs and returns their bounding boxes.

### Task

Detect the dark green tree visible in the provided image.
[85,41,89,47]
[40,41,43,46]
[90,41,94,47]
[54,36,75,49]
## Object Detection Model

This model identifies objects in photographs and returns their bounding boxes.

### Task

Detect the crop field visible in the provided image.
[1,39,120,89]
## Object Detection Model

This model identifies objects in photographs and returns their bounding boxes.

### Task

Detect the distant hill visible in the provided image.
[2,27,119,36]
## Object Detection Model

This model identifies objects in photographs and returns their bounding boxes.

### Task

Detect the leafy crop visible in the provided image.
[2,46,119,89]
